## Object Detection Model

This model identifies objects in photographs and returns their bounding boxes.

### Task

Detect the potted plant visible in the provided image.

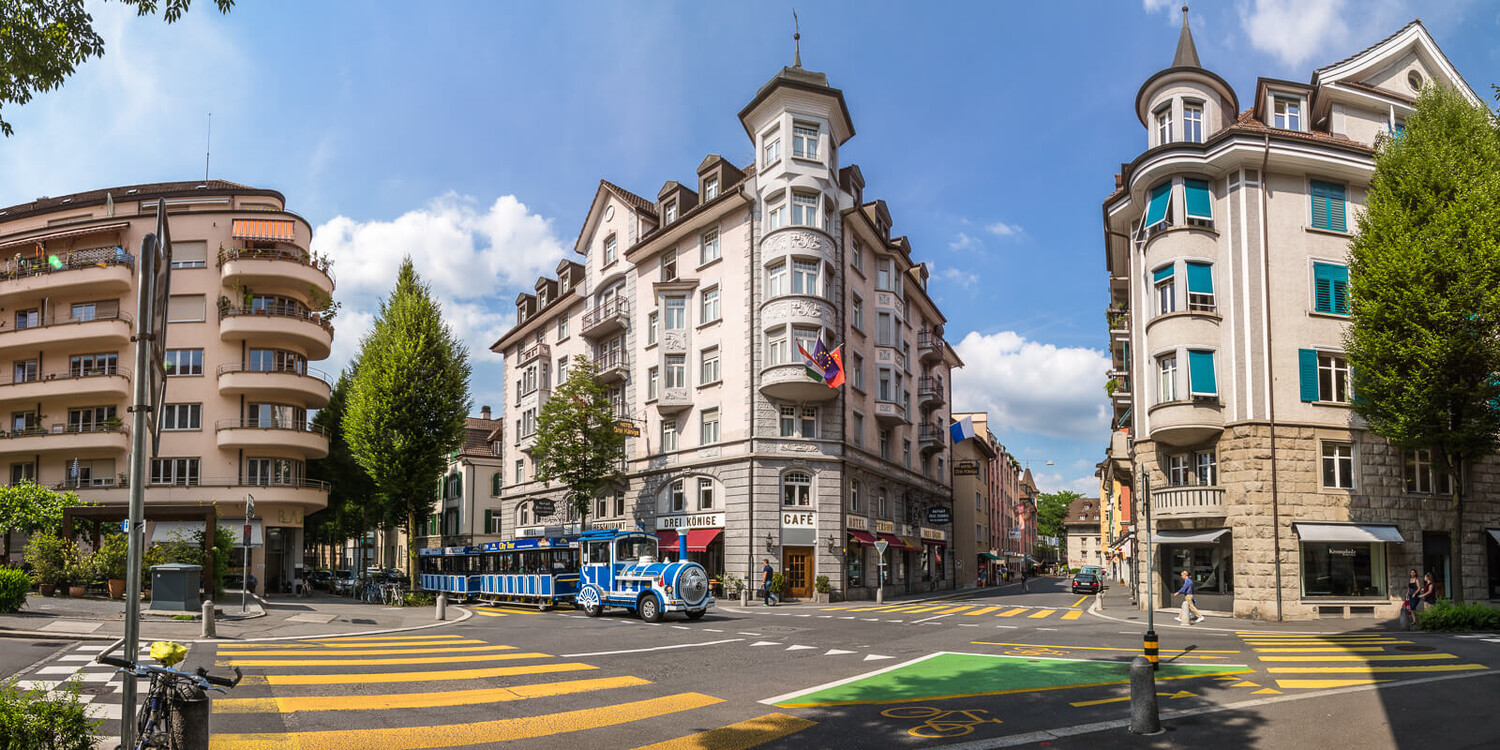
[101,415,124,431]
[23,531,68,596]
[813,575,832,604]
[64,551,89,598]
[92,534,129,599]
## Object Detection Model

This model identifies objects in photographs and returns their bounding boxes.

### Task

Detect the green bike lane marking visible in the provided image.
[764,652,1252,708]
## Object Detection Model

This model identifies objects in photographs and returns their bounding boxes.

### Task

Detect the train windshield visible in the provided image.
[616,535,658,562]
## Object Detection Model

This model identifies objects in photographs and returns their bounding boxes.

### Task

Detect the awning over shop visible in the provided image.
[232,218,297,242]
[0,221,129,251]
[685,528,722,552]
[922,538,947,547]
[656,530,678,548]
[899,536,921,550]
[877,533,907,550]
[1293,523,1404,543]
[1110,532,1135,550]
[1155,528,1231,544]
[981,552,1004,561]
[848,530,877,545]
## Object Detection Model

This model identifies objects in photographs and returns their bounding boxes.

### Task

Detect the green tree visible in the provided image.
[0,481,84,563]
[1035,490,1081,558]
[0,0,234,137]
[345,259,471,579]
[1345,85,1500,604]
[530,355,626,532]
[306,370,379,568]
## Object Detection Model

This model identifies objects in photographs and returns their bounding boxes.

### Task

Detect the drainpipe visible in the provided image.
[745,183,757,602]
[1260,133,1284,622]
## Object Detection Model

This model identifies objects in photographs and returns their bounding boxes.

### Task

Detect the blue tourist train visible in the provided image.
[574,529,714,622]
[478,537,579,610]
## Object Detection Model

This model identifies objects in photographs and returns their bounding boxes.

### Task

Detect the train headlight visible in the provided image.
[678,566,708,604]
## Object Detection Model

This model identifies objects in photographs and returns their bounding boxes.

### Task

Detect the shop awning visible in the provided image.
[1110,532,1135,550]
[922,538,947,547]
[877,533,907,550]
[981,552,1004,561]
[848,530,877,545]
[1293,523,1404,543]
[656,530,679,548]
[232,218,297,242]
[685,528,722,552]
[1155,528,1231,544]
[0,221,130,250]
[899,536,921,550]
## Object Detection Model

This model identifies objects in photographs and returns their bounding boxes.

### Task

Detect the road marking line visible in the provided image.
[997,608,1029,617]
[563,637,744,658]
[972,641,1239,655]
[207,693,723,749]
[1028,610,1056,619]
[886,620,905,623]
[1069,596,1089,608]
[904,606,950,613]
[937,606,974,614]
[1070,690,1196,707]
[1253,647,1388,653]
[1275,679,1393,689]
[264,663,597,686]
[214,645,519,657]
[967,607,1003,616]
[787,645,816,651]
[1061,611,1083,621]
[473,610,509,617]
[308,634,466,642]
[825,649,856,656]
[751,641,781,647]
[1253,688,1283,694]
[1256,654,1457,662]
[219,640,492,650]
[218,652,551,667]
[912,614,953,624]
[213,676,650,714]
[1266,664,1488,674]
[630,712,816,750]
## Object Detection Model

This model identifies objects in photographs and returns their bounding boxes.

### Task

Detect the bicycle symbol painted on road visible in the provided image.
[880,706,1004,738]
[1003,646,1071,657]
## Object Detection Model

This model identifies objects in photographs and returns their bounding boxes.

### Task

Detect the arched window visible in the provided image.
[517,502,531,527]
[782,472,812,506]
[491,472,501,497]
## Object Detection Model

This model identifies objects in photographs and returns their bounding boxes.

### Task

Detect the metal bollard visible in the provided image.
[1129,655,1163,735]
[1096,590,1104,610]
[168,680,212,747]
[435,592,447,621]
[1143,629,1160,671]
[201,600,215,639]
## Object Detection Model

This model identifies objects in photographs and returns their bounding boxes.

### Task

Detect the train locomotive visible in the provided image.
[574,528,713,622]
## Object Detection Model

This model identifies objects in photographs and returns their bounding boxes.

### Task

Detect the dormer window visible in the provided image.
[793,123,820,160]
[704,177,719,200]
[1273,96,1301,130]
[539,289,548,306]
[559,274,570,294]
[664,201,677,224]
[1183,101,1203,143]
[1155,105,1173,145]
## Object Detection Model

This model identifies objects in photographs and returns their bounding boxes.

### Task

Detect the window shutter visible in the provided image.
[491,472,501,496]
[1313,263,1348,314]
[1298,349,1319,402]
[1145,183,1172,227]
[1188,351,1217,395]
[1185,262,1213,294]
[1183,179,1212,219]
[1153,265,1174,284]
[1310,181,1346,231]
[484,509,493,534]
[1331,266,1349,314]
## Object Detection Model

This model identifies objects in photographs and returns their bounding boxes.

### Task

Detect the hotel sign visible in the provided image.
[659,513,725,530]
[516,526,545,538]
[846,515,869,531]
[953,461,980,476]
[614,420,641,437]
[920,527,947,542]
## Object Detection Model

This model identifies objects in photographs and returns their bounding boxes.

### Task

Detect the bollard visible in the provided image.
[1096,589,1104,610]
[741,588,750,607]
[1129,656,1162,734]
[435,592,447,621]
[201,600,215,639]
[1143,629,1160,671]
[168,679,212,748]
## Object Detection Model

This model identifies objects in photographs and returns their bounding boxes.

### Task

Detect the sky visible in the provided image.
[1,0,1496,495]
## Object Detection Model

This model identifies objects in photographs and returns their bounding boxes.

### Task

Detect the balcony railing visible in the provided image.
[216,363,330,383]
[518,341,550,364]
[53,477,127,490]
[1106,308,1130,333]
[219,302,334,334]
[215,418,329,436]
[1,310,132,334]
[139,476,331,491]
[918,376,945,403]
[594,350,628,372]
[218,247,335,285]
[917,329,947,362]
[1,246,134,280]
[1,365,131,387]
[581,297,630,335]
[1,423,128,439]
[1152,486,1225,517]
[918,422,945,444]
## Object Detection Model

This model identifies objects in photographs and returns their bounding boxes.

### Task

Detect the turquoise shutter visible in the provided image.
[1311,181,1347,231]
[1314,263,1349,314]
[1184,179,1212,219]
[1298,349,1319,402]
[1145,183,1172,227]
[1188,351,1217,395]
[1331,265,1349,314]
[1185,262,1213,294]
[1153,265,1174,284]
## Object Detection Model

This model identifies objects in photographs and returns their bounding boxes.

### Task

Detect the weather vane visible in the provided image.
[793,9,802,68]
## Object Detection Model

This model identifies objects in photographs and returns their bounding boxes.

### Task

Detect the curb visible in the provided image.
[1085,598,1423,636]
[0,605,473,643]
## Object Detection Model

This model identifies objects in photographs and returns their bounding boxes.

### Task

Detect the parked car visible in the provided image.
[331,570,355,595]
[1071,573,1102,594]
[310,569,335,590]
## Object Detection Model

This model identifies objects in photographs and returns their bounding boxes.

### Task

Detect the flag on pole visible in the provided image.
[796,339,844,389]
[949,416,976,444]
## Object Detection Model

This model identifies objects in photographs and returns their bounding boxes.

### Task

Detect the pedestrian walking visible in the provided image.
[1020,567,1029,593]
[1419,572,1437,608]
[1174,570,1204,624]
[761,558,779,606]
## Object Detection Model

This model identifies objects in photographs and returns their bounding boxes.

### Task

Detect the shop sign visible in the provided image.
[614,420,641,437]
[920,527,946,542]
[781,510,816,528]
[846,515,869,531]
[1328,547,1357,557]
[926,506,953,525]
[659,513,724,530]
[589,519,633,530]
[953,460,980,476]
[516,526,545,538]
[532,498,556,517]
[874,519,896,534]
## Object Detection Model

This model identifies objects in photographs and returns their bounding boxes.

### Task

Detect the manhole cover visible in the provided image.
[77,686,112,695]
[349,618,376,625]
[757,626,798,633]
[1393,644,1436,652]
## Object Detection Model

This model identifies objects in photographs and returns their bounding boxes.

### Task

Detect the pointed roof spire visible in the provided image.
[792,9,802,68]
[1173,4,1200,68]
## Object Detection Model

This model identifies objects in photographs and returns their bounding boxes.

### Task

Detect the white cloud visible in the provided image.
[948,232,981,252]
[1142,0,1174,12]
[1236,0,1350,68]
[951,331,1112,442]
[986,222,1022,237]
[937,266,979,288]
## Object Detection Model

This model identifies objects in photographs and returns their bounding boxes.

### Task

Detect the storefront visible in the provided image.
[921,527,947,589]
[655,512,725,581]
[1293,522,1402,600]
[780,508,816,600]
[846,515,874,591]
[1156,527,1232,612]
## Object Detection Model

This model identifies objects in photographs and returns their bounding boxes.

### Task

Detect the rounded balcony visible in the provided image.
[1147,399,1224,447]
[0,312,133,355]
[219,248,335,298]
[217,364,332,408]
[0,367,131,404]
[1143,310,1222,350]
[145,477,331,515]
[1142,226,1221,272]
[0,424,130,454]
[759,363,839,402]
[218,305,333,360]
[760,227,837,267]
[760,295,835,332]
[0,249,134,305]
[215,418,330,459]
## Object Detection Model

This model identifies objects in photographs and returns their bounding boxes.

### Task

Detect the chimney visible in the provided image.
[481,405,491,420]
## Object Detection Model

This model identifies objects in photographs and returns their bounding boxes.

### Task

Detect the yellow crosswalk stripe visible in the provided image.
[1266,664,1488,674]
[904,606,949,613]
[474,610,510,617]
[973,642,1240,655]
[1028,609,1056,619]
[966,606,1003,616]
[1276,679,1392,689]
[218,652,551,668]
[207,692,724,750]
[213,676,650,714]
[213,645,520,657]
[937,606,974,614]
[997,608,1029,617]
[217,640,492,650]
[473,607,544,616]
[1253,688,1283,694]
[309,635,466,642]
[631,712,817,750]
[264,662,596,686]
[1061,610,1083,620]
[1256,654,1457,662]
[1253,647,1388,653]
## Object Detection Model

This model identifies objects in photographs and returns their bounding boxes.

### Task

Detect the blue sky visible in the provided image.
[2,1,1495,494]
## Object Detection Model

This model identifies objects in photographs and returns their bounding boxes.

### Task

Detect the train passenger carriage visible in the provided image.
[417,546,481,600]
[478,537,580,610]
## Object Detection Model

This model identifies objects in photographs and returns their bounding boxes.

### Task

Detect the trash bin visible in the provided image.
[150,564,203,612]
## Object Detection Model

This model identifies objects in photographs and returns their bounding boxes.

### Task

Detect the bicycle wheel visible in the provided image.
[909,722,977,739]
[881,706,942,719]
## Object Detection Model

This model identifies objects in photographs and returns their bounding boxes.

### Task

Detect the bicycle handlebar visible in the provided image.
[96,655,241,692]
[198,665,243,688]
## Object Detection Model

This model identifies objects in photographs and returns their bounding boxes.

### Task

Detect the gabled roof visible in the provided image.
[571,179,660,255]
[1311,19,1481,106]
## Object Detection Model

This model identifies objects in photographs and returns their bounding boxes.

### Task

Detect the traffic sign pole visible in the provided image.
[874,539,889,604]
[119,233,156,750]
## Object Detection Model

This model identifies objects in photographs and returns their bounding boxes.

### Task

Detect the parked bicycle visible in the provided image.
[382,582,406,607]
[99,641,242,750]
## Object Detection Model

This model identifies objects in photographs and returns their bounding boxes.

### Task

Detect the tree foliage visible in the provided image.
[0,481,84,561]
[0,0,234,136]
[345,258,470,575]
[530,355,626,531]
[1034,490,1081,552]
[1345,84,1500,604]
[306,370,380,554]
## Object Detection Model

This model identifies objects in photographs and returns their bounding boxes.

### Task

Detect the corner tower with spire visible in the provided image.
[1134,5,1238,149]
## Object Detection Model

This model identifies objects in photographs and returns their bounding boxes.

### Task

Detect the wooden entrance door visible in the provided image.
[783,548,812,599]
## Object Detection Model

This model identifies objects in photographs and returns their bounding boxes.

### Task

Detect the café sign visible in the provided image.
[781,510,816,528]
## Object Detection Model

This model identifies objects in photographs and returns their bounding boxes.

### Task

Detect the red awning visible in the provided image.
[656,530,679,548]
[685,528,722,552]
[877,533,908,550]
[922,538,948,547]
[231,218,297,242]
[848,530,877,545]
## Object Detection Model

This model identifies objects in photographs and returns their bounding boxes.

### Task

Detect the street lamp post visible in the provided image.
[242,494,254,614]
[1140,466,1158,670]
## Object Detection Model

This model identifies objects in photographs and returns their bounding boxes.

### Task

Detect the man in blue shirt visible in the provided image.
[1174,570,1204,624]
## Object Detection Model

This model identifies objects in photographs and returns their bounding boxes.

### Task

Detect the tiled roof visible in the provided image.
[1314,19,1421,75]
[1225,108,1373,153]
[599,179,658,218]
[0,179,278,220]
[461,418,502,456]
[627,171,752,255]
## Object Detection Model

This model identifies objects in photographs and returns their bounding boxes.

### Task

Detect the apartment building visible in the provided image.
[1064,497,1103,571]
[0,181,333,595]
[952,411,1035,584]
[1103,14,1497,618]
[492,58,962,601]
[425,407,505,548]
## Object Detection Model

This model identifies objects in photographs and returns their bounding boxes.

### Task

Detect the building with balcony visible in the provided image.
[1065,497,1104,572]
[491,56,962,601]
[418,406,505,550]
[0,181,334,595]
[1103,13,1496,618]
[951,411,1035,585]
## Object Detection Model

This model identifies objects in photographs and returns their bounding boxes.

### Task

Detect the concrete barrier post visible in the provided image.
[1129,655,1162,735]
[168,681,211,748]
[435,592,447,621]
[201,600,215,638]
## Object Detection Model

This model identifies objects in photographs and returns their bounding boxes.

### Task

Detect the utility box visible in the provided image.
[150,564,202,612]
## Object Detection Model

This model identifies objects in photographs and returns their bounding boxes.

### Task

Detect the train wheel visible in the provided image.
[579,586,603,617]
[536,600,550,612]
[639,593,663,623]
[685,609,706,621]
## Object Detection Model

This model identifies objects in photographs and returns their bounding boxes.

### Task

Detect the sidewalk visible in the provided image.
[0,590,468,643]
[1085,580,1411,634]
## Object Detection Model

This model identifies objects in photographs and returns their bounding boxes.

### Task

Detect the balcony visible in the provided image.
[759,363,839,402]
[219,247,335,298]
[215,418,330,458]
[218,303,333,360]
[1146,398,1224,447]
[656,387,693,413]
[1107,371,1131,404]
[217,364,332,408]
[0,311,132,354]
[918,422,945,454]
[918,329,947,363]
[0,246,134,303]
[517,340,550,365]
[1152,486,1226,518]
[144,476,330,512]
[593,350,629,384]
[581,298,629,339]
[0,424,130,453]
[874,399,909,427]
[1107,307,1130,338]
[0,367,132,403]
[918,376,945,409]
